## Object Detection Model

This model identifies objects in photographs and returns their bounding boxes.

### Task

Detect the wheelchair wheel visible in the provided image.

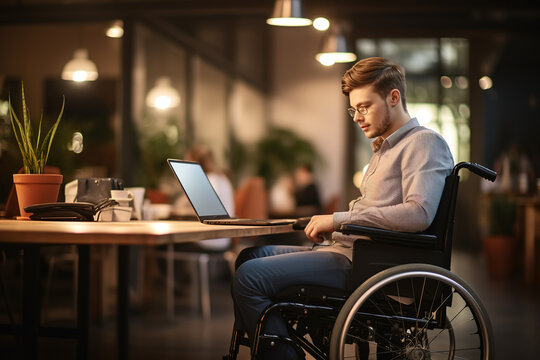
[330,264,493,360]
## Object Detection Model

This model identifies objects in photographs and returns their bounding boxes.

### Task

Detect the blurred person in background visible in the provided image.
[293,163,322,217]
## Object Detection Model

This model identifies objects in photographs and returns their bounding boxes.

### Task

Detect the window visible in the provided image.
[353,38,470,179]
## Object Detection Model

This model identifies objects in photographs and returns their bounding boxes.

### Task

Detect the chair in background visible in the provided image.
[150,244,230,319]
[0,247,21,327]
[230,176,269,256]
[41,246,78,323]
[234,176,268,220]
[148,176,269,320]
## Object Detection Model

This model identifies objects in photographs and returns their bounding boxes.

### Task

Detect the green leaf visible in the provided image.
[21,84,32,157]
[36,112,43,151]
[8,99,25,153]
[8,82,64,174]
[42,96,64,170]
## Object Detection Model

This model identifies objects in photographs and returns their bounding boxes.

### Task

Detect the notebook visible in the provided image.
[167,159,296,226]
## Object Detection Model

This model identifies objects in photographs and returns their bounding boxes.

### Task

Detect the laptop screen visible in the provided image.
[168,159,229,219]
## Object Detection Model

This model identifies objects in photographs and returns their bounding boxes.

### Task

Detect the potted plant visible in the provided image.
[253,127,321,186]
[9,82,64,220]
[482,194,517,279]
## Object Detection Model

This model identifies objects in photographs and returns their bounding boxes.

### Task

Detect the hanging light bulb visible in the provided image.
[315,26,357,66]
[106,20,124,38]
[266,0,312,27]
[145,77,180,110]
[61,49,99,82]
[313,17,330,31]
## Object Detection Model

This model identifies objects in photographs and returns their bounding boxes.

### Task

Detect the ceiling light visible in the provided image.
[440,76,453,89]
[266,0,312,27]
[146,77,180,110]
[455,76,469,89]
[61,49,99,82]
[313,17,330,31]
[106,20,124,38]
[315,27,357,66]
[479,76,493,90]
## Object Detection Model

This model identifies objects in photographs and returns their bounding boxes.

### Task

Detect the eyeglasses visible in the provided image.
[347,106,368,118]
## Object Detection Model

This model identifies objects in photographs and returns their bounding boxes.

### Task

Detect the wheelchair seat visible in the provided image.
[224,162,496,360]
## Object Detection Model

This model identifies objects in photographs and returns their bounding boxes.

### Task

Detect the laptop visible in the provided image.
[167,159,296,226]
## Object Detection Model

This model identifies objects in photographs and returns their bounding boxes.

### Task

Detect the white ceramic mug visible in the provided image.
[125,187,145,220]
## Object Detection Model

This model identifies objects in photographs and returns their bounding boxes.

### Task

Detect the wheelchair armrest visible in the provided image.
[338,224,440,250]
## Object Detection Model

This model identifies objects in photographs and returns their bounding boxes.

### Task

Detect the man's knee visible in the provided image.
[235,246,263,270]
[233,259,259,298]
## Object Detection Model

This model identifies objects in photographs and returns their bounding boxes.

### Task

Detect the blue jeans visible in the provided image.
[232,245,351,359]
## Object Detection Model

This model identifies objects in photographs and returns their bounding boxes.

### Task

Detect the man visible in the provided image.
[232,57,454,360]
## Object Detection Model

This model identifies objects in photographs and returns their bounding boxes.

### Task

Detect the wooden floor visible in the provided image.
[1,250,539,359]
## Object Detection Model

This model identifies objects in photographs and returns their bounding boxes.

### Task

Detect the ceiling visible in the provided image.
[1,0,539,36]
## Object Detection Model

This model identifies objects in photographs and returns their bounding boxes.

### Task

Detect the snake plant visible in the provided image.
[8,82,64,174]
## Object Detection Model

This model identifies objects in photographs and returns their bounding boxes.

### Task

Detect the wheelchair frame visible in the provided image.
[224,162,496,360]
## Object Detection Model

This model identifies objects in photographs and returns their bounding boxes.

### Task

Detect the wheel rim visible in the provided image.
[332,266,491,360]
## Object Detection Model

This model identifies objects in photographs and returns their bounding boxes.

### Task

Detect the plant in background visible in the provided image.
[136,112,184,189]
[254,127,321,185]
[488,194,516,236]
[9,82,64,174]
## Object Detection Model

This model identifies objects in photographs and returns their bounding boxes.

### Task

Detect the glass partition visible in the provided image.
[353,38,470,179]
[132,21,268,191]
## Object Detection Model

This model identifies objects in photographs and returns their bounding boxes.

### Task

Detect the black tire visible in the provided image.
[330,264,493,360]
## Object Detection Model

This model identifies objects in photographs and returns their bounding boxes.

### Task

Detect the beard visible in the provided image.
[373,102,392,138]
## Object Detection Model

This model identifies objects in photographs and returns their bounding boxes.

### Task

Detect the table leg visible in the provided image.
[166,243,174,318]
[524,204,535,285]
[22,245,40,360]
[77,245,90,360]
[118,245,130,360]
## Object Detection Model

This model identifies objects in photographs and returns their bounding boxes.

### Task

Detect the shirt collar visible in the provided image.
[370,117,419,152]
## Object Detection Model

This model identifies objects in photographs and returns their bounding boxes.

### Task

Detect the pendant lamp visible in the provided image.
[266,0,312,26]
[106,20,124,38]
[146,77,180,110]
[315,27,357,66]
[61,49,99,82]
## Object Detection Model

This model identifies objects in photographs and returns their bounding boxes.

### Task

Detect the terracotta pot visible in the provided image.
[13,173,63,220]
[482,235,516,279]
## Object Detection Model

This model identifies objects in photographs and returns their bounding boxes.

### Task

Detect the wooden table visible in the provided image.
[0,219,294,360]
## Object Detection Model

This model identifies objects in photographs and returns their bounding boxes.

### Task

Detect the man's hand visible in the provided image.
[304,215,334,243]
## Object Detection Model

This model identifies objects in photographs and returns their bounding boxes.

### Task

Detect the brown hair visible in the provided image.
[341,57,407,111]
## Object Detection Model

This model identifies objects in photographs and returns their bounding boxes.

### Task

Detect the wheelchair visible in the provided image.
[224,162,496,360]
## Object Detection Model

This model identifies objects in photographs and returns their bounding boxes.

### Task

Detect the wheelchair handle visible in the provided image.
[453,162,497,182]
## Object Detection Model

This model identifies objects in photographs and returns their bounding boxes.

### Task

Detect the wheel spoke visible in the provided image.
[411,277,420,345]
[428,302,469,346]
[416,288,454,335]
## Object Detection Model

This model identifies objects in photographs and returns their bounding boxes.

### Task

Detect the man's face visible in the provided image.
[349,86,392,139]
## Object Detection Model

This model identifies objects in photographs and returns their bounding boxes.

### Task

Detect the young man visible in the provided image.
[232,57,454,360]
